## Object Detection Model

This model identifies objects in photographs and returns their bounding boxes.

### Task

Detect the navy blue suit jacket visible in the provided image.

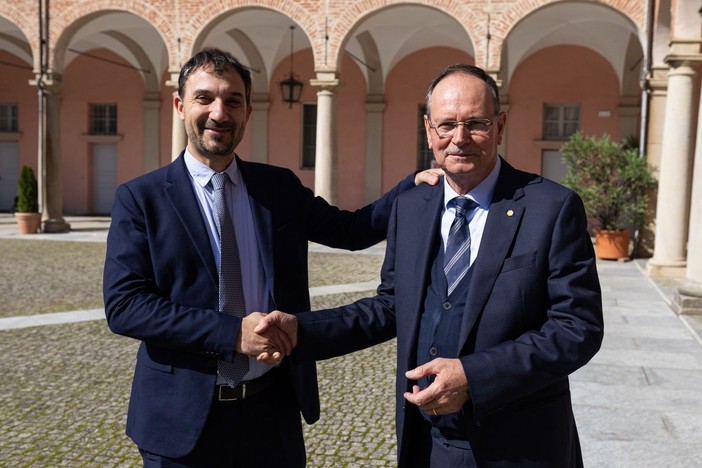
[103,153,414,457]
[297,159,604,466]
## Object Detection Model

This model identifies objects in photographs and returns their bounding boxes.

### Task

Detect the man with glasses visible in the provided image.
[265,63,603,466]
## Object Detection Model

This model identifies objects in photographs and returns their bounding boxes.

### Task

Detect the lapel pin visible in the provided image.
[507,210,514,217]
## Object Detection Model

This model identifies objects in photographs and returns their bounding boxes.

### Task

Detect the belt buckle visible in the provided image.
[218,383,246,401]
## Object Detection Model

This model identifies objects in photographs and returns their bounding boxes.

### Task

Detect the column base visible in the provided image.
[42,218,71,233]
[646,258,687,277]
[672,286,702,316]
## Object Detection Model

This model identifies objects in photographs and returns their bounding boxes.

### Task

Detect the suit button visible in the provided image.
[206,359,217,368]
[443,302,451,310]
[429,347,438,356]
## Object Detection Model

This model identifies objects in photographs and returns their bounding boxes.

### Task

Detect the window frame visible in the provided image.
[542,103,580,141]
[301,103,317,169]
[0,103,19,133]
[89,103,118,136]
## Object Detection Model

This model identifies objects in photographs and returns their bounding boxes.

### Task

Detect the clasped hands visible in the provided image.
[235,311,298,365]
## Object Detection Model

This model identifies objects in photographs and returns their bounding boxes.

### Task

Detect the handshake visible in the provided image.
[235,311,298,365]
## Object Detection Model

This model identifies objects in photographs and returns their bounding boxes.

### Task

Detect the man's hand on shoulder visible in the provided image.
[414,168,444,186]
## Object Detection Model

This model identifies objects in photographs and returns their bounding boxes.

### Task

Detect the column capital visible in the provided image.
[165,71,180,91]
[252,93,271,111]
[143,92,162,106]
[28,73,64,94]
[310,71,339,91]
[365,94,385,112]
[483,69,505,94]
[664,56,702,71]
[646,66,669,96]
[664,40,702,69]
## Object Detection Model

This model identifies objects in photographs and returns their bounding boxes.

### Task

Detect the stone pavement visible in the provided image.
[0,214,701,466]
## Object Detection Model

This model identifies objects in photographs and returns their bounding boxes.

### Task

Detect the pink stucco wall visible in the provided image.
[382,47,473,192]
[336,54,368,209]
[61,49,145,213]
[506,45,623,174]
[0,51,38,172]
[267,50,368,210]
[267,48,315,188]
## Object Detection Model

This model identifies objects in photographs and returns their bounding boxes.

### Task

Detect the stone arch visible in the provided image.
[183,2,319,70]
[50,1,174,73]
[0,5,38,68]
[332,0,483,73]
[495,0,646,75]
[499,0,644,95]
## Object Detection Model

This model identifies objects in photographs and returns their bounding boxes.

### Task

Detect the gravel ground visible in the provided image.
[0,238,395,466]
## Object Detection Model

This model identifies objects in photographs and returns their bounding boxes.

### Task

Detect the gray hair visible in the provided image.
[425,64,500,118]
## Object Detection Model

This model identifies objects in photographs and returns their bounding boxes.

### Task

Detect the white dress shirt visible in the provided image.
[440,157,501,267]
[184,150,273,381]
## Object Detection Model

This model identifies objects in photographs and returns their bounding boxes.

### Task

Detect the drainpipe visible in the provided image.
[639,0,655,157]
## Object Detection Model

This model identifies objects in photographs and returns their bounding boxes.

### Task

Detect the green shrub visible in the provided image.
[16,165,39,213]
[561,132,656,230]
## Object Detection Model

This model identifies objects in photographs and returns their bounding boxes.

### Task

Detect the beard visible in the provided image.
[196,132,235,158]
[186,120,239,158]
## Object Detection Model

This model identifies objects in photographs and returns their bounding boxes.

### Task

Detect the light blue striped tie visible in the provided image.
[211,172,249,388]
[444,197,478,295]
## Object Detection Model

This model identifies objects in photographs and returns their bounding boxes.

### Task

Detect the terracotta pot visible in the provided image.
[14,212,42,234]
[594,229,631,260]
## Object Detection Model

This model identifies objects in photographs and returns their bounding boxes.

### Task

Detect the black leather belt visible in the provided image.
[216,368,282,401]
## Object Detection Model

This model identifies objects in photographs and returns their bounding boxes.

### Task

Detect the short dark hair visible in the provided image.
[178,48,252,104]
[426,64,500,118]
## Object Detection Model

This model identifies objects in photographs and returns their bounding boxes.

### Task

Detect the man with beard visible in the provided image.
[103,48,438,466]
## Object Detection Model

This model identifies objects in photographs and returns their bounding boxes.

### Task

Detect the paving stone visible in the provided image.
[1,234,701,467]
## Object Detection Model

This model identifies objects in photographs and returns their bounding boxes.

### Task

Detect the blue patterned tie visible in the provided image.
[211,172,249,388]
[444,197,478,295]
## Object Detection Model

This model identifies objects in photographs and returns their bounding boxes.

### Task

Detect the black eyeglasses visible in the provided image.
[428,117,496,139]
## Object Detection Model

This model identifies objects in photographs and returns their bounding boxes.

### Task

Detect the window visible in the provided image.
[89,103,118,135]
[301,104,317,169]
[543,104,579,140]
[0,103,18,133]
[417,105,434,170]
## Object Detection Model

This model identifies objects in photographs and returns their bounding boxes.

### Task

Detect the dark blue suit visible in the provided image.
[296,159,604,466]
[103,153,414,459]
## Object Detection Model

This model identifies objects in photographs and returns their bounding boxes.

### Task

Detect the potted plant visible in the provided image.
[561,132,656,260]
[14,165,42,234]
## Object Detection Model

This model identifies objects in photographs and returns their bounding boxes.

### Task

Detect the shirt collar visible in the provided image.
[443,156,501,210]
[184,149,240,188]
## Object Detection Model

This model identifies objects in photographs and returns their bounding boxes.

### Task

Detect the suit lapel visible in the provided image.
[458,162,526,345]
[164,154,218,286]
